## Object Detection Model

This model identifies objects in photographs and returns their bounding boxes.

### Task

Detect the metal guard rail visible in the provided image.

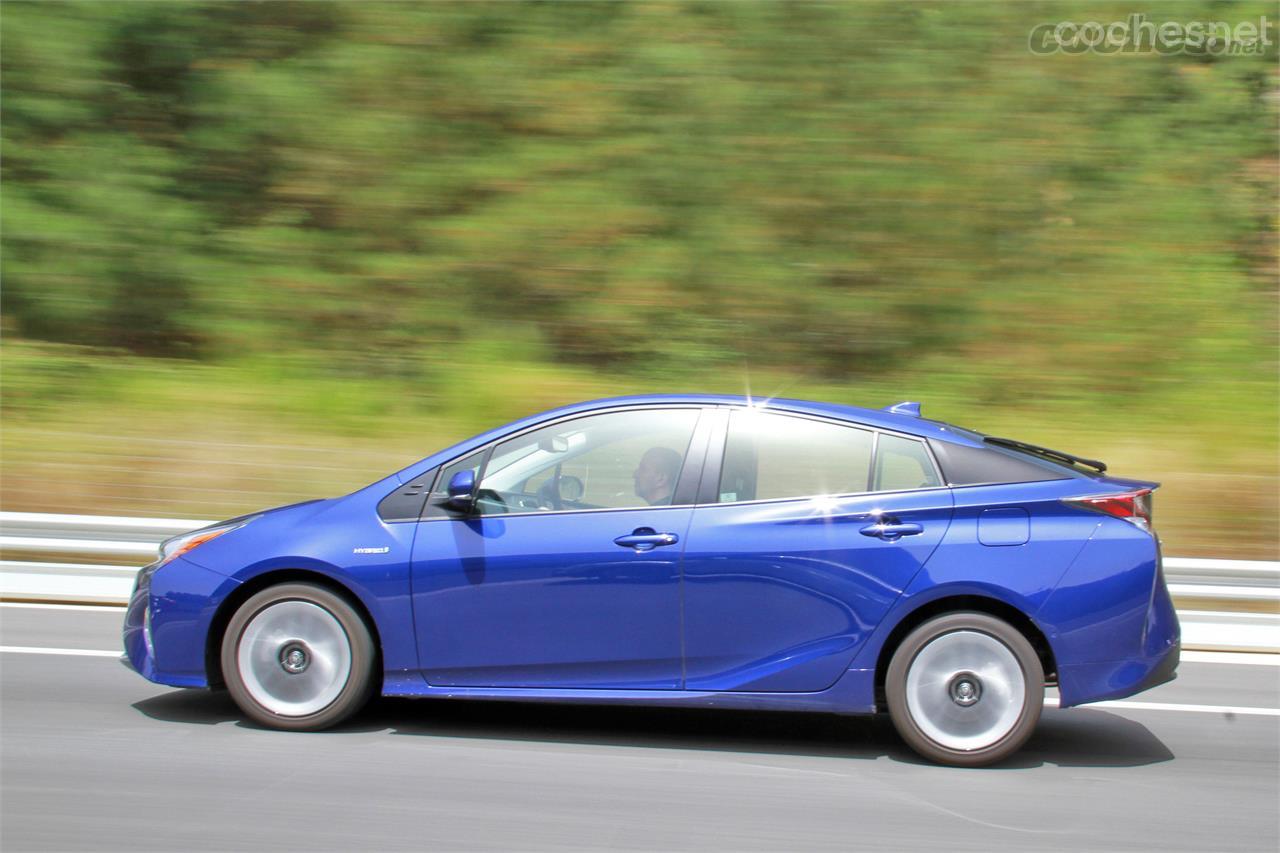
[1,512,1275,651]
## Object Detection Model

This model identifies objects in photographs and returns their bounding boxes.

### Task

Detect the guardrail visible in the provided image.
[1,511,1276,650]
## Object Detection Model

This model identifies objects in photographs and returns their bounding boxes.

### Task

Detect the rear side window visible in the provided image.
[718,411,873,502]
[873,434,941,491]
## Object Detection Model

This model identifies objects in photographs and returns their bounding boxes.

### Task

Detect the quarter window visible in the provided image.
[873,433,942,491]
[717,411,874,502]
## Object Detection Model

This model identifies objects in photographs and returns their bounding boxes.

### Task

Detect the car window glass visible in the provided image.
[719,411,873,502]
[475,409,699,515]
[874,433,942,491]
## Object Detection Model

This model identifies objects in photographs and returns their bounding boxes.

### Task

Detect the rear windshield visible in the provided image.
[929,440,1071,487]
[922,416,1101,484]
[984,442,1097,477]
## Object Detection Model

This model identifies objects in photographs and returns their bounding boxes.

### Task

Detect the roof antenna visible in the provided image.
[883,401,922,417]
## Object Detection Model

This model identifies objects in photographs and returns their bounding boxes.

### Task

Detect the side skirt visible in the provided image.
[380,667,879,715]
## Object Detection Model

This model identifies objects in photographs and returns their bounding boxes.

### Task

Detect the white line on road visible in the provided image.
[1046,697,1280,717]
[0,645,121,658]
[1,602,126,612]
[2,646,1277,717]
[3,605,1277,660]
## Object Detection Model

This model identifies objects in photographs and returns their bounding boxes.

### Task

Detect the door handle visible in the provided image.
[859,522,924,541]
[614,527,679,552]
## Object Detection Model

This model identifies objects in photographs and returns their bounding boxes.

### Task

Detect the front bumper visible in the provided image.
[121,562,160,680]
[122,555,239,688]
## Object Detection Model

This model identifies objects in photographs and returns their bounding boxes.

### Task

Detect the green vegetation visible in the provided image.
[2,2,1276,557]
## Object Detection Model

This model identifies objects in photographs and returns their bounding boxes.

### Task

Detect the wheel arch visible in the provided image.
[872,594,1057,713]
[205,568,384,690]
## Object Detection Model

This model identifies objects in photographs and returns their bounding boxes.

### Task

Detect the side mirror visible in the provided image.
[445,470,476,511]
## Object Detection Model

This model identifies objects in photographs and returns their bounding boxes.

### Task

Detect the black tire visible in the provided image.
[220,582,376,731]
[885,611,1044,767]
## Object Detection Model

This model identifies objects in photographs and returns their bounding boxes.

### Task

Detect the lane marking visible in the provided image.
[0,645,121,658]
[1,647,1276,716]
[1181,650,1280,666]
[0,644,1275,716]
[1,602,126,612]
[1046,697,1280,717]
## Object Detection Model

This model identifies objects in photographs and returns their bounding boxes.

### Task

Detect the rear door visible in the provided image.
[680,409,953,692]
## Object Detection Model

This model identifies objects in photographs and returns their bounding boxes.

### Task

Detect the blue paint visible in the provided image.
[978,507,1030,546]
[122,394,1178,722]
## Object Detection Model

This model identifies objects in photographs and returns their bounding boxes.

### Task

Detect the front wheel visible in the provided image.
[220,582,376,731]
[886,612,1044,766]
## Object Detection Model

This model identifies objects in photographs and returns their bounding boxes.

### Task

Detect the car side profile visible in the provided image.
[123,395,1180,766]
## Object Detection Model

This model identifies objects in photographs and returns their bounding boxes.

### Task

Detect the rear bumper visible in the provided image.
[1057,640,1179,707]
[1056,545,1181,707]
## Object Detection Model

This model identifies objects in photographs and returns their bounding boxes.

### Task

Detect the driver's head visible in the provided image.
[634,446,682,505]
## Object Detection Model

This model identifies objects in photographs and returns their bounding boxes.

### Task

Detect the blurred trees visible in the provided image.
[1,2,1275,553]
[3,1,1273,386]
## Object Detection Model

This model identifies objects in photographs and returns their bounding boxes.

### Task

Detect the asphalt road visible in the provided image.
[2,604,1278,852]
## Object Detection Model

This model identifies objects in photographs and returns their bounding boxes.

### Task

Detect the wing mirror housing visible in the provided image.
[445,470,476,511]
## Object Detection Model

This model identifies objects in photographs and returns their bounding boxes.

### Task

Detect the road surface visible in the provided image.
[2,603,1277,851]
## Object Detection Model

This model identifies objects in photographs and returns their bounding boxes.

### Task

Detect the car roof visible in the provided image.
[514,394,984,447]
[388,394,984,485]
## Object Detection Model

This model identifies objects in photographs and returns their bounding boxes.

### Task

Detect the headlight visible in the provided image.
[157,517,257,567]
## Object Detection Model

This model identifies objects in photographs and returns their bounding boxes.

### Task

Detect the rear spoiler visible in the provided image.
[982,436,1107,473]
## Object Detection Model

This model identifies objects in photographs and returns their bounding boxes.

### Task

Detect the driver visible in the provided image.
[633,446,683,506]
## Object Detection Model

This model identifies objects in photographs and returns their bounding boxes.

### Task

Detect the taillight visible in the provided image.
[1064,489,1154,532]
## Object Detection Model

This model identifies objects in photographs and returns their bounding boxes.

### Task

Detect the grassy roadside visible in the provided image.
[2,339,1274,559]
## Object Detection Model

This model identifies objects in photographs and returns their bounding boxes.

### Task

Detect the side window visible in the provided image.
[473,409,700,515]
[425,450,486,518]
[873,433,942,492]
[718,411,873,502]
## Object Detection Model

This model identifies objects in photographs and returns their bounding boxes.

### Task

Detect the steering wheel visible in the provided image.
[534,475,585,510]
[536,477,564,511]
[557,475,585,503]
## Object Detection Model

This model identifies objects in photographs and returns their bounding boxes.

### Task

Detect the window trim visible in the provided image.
[415,403,952,520]
[418,404,711,521]
[703,406,948,509]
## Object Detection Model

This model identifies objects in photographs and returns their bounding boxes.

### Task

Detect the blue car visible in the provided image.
[123,396,1179,766]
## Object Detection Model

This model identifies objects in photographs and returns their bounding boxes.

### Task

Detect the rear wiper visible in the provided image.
[983,436,1107,473]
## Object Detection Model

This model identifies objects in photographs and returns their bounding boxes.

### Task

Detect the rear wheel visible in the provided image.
[886,612,1044,766]
[221,582,375,731]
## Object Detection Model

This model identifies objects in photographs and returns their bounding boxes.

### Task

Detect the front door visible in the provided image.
[411,407,704,689]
